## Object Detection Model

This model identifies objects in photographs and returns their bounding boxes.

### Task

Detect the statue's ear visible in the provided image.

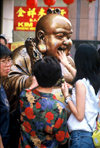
[37,30,45,41]
[37,30,46,53]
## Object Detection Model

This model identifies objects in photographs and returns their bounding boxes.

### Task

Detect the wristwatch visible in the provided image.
[65,97,72,104]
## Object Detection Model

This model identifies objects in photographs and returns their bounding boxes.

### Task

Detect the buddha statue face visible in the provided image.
[36,13,73,59]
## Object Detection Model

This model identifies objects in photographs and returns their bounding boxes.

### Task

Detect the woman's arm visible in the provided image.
[0,135,4,148]
[61,81,86,121]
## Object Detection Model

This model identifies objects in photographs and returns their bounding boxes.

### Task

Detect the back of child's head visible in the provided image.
[0,43,12,59]
[32,56,62,87]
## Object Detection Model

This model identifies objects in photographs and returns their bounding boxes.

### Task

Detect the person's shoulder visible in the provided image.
[12,45,26,56]
[75,78,86,88]
[12,45,30,63]
[75,79,83,84]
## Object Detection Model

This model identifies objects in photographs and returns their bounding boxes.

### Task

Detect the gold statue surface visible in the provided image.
[3,11,76,112]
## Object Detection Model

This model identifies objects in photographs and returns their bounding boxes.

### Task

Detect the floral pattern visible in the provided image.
[19,88,69,148]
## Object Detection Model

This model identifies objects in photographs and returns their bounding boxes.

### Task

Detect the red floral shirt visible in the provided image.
[19,88,69,148]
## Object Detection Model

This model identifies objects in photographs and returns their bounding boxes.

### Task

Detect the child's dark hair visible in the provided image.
[32,56,62,87]
[0,43,12,59]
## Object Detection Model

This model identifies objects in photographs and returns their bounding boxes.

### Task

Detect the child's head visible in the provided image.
[32,56,62,87]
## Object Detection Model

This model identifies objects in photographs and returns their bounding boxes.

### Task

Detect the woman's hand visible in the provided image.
[58,51,76,78]
[61,81,70,98]
[58,51,70,67]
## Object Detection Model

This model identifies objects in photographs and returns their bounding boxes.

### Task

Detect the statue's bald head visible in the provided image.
[35,12,73,58]
[35,13,72,41]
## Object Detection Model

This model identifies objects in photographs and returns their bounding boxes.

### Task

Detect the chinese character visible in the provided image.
[38,8,46,20]
[27,8,36,18]
[16,8,26,17]
[61,9,66,16]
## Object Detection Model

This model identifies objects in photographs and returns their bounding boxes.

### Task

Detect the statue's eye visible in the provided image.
[56,33,64,39]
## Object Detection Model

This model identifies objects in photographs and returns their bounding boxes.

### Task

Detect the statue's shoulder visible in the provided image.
[12,45,29,58]
[12,45,30,64]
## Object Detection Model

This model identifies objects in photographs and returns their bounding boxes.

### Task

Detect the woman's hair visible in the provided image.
[0,43,12,59]
[32,56,62,87]
[73,43,100,94]
[98,48,100,56]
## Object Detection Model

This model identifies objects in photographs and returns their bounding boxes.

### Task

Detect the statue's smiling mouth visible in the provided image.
[57,39,72,51]
[58,47,66,51]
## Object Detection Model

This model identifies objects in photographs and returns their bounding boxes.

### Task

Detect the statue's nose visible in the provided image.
[63,39,72,46]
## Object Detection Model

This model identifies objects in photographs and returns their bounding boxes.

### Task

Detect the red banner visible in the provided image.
[14,7,68,31]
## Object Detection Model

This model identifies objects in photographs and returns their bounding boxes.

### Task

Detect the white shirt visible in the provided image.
[67,78,99,133]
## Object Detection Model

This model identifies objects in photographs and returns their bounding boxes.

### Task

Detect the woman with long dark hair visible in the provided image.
[62,43,100,148]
